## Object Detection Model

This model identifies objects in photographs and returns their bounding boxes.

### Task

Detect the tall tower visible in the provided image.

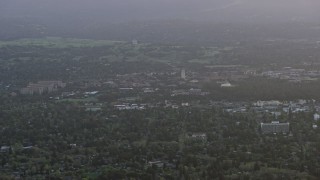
[181,69,186,80]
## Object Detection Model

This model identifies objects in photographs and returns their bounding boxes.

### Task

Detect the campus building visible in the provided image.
[261,121,290,134]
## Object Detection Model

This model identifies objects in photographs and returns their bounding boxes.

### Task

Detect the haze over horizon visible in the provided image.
[1,0,320,23]
[1,0,320,42]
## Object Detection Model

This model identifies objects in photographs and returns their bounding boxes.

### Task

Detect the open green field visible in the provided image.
[0,37,123,48]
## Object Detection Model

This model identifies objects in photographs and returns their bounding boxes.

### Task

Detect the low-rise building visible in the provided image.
[0,146,11,153]
[221,82,233,87]
[20,81,66,95]
[147,161,164,168]
[190,133,207,142]
[261,121,290,134]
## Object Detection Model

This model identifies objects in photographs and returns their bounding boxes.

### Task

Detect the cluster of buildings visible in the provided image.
[215,99,319,116]
[20,81,66,95]
[171,88,209,96]
[189,133,207,142]
[253,100,312,114]
[114,104,146,110]
[211,101,248,113]
[84,103,103,112]
[260,67,320,83]
[211,100,320,134]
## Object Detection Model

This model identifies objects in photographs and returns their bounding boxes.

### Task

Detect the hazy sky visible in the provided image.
[1,0,320,23]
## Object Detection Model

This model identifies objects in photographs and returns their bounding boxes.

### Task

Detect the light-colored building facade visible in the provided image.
[20,81,66,95]
[261,121,290,134]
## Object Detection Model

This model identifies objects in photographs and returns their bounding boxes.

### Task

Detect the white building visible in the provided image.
[221,82,233,87]
[181,102,189,107]
[261,121,290,134]
[181,69,186,79]
[132,39,138,45]
[314,113,320,121]
[190,133,207,141]
[254,100,282,107]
